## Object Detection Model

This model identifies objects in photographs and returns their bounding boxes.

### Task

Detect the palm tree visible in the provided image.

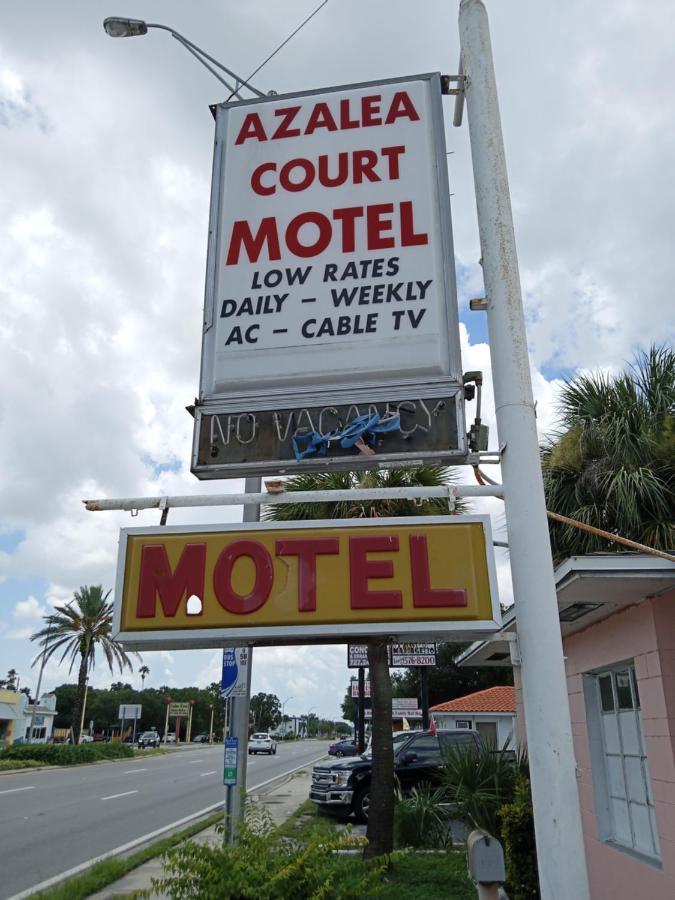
[542,345,674,562]
[139,665,150,689]
[266,466,464,857]
[5,669,18,690]
[31,585,136,742]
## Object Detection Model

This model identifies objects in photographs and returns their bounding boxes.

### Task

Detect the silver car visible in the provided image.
[248,732,277,755]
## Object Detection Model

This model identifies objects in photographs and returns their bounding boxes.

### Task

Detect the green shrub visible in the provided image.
[0,758,44,771]
[394,784,451,849]
[0,742,133,765]
[440,743,528,840]
[499,777,540,899]
[140,801,387,899]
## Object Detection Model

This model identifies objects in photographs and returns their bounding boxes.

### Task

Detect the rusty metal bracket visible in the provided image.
[441,74,465,96]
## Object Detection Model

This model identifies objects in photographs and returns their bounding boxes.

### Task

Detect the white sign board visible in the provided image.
[351,681,371,698]
[390,642,437,667]
[392,697,418,710]
[118,704,142,721]
[193,73,464,478]
[366,708,422,719]
[220,647,250,699]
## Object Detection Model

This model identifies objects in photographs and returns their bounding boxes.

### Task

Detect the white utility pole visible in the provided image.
[457,2,590,897]
[224,477,259,843]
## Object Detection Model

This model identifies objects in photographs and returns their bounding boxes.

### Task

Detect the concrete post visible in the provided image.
[457,2,590,896]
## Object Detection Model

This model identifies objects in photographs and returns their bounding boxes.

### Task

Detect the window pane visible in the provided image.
[606,755,626,799]
[407,735,441,762]
[630,802,655,856]
[602,714,621,754]
[624,756,647,804]
[615,671,633,710]
[619,711,641,755]
[611,798,632,845]
[631,668,641,708]
[599,674,614,712]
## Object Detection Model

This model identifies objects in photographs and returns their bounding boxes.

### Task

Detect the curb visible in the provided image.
[8,752,327,900]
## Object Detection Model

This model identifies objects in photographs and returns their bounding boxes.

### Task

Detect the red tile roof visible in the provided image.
[429,686,515,714]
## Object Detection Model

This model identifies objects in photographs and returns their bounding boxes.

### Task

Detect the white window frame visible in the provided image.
[583,661,661,865]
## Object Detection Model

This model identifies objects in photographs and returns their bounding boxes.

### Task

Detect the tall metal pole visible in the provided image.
[224,476,259,843]
[457,3,589,897]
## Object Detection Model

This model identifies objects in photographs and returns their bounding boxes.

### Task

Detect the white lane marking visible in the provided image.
[200,771,217,777]
[101,790,139,801]
[7,751,329,900]
[188,759,205,764]
[0,785,36,796]
[124,769,147,774]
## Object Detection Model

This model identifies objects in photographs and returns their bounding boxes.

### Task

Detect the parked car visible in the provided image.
[137,730,161,749]
[310,729,482,822]
[79,734,94,743]
[328,738,359,758]
[192,733,210,743]
[164,733,176,744]
[248,732,277,755]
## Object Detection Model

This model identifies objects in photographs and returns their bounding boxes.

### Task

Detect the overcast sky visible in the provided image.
[1,0,673,722]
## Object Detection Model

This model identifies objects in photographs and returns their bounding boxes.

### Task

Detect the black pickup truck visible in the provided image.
[310,728,481,822]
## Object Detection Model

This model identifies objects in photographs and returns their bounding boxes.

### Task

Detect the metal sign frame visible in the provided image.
[112,515,501,649]
[192,72,466,479]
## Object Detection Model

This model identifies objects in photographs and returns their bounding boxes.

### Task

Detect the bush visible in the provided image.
[0,758,44,771]
[440,742,528,841]
[394,784,450,849]
[140,801,387,899]
[0,742,134,765]
[499,777,540,899]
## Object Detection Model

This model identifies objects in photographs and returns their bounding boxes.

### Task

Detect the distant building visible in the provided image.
[24,692,58,743]
[0,689,29,747]
[429,685,516,748]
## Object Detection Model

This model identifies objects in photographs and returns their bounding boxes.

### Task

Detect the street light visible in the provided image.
[281,696,293,737]
[103,17,267,100]
[306,706,317,739]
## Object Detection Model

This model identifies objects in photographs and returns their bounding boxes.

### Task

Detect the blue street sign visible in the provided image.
[221,648,238,698]
[223,736,238,785]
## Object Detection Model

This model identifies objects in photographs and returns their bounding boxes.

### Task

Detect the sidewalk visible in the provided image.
[89,767,315,899]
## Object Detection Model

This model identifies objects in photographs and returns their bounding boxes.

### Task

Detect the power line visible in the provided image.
[226,0,330,101]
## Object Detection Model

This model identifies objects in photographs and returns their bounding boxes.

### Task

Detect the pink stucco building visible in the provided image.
[459,553,675,899]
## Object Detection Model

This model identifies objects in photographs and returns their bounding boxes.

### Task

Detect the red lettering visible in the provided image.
[381,145,405,180]
[332,206,363,252]
[384,91,420,125]
[235,112,267,145]
[137,543,206,618]
[400,200,428,247]
[318,152,348,188]
[352,149,380,184]
[213,540,273,615]
[349,535,402,609]
[366,203,395,250]
[286,211,332,258]
[273,105,301,140]
[251,161,277,196]
[275,538,339,611]
[339,98,359,129]
[305,102,337,135]
[225,218,280,265]
[409,535,468,607]
[279,159,314,193]
[361,94,382,126]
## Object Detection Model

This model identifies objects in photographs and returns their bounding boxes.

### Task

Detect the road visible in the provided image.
[0,740,329,899]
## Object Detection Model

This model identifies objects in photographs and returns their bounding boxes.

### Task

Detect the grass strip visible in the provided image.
[31,811,223,900]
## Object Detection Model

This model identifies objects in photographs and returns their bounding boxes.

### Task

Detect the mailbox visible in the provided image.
[467,830,505,884]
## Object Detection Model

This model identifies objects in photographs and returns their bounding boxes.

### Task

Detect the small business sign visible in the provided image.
[113,516,500,649]
[390,642,436,667]
[351,681,371,698]
[223,736,238,786]
[168,702,190,718]
[347,641,436,668]
[392,697,418,710]
[220,647,250,699]
[365,708,423,719]
[118,704,142,720]
[192,73,465,479]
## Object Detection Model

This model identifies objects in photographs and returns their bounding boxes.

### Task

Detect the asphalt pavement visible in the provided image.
[0,740,329,900]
